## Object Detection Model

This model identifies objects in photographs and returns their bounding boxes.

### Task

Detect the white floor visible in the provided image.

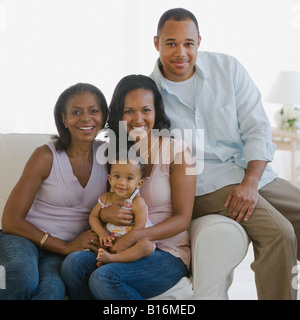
[228,243,257,300]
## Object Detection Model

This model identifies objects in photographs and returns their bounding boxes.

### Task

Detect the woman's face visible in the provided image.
[62,92,103,143]
[122,89,156,141]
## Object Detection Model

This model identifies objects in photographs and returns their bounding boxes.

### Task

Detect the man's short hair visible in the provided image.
[157,8,200,38]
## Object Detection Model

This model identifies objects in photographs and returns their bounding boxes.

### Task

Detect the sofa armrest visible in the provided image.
[189,214,250,299]
[150,214,250,300]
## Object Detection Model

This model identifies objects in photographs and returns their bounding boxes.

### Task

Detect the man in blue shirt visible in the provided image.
[150,8,300,300]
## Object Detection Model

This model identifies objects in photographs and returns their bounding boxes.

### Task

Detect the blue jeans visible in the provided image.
[61,249,188,300]
[0,231,65,300]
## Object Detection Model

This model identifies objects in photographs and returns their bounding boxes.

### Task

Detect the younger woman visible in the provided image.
[61,75,196,300]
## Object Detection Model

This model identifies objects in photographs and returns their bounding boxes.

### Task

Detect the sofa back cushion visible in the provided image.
[0,133,51,228]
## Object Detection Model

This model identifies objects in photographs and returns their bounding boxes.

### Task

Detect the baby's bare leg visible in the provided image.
[97,239,154,265]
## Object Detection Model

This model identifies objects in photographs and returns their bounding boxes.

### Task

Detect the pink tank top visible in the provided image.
[139,138,192,268]
[26,140,107,241]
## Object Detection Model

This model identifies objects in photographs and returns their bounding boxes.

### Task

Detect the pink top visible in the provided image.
[26,140,108,241]
[139,138,192,268]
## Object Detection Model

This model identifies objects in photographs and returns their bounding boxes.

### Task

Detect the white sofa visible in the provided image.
[0,133,250,299]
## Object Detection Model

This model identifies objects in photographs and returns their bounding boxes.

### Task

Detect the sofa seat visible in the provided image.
[0,133,250,299]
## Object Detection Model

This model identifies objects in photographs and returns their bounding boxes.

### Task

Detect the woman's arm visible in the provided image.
[2,145,99,254]
[99,200,134,226]
[131,196,148,230]
[2,145,53,239]
[111,148,196,253]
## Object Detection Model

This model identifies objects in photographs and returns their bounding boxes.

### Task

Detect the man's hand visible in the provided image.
[225,160,267,223]
[224,182,259,223]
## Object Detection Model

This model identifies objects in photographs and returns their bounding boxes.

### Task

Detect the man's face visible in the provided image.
[154,19,201,82]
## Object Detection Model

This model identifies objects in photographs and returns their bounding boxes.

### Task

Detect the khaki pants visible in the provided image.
[192,178,300,300]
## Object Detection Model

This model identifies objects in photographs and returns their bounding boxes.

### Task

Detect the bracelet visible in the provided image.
[39,232,50,249]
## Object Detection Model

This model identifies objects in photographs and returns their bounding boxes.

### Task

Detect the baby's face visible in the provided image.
[108,162,143,199]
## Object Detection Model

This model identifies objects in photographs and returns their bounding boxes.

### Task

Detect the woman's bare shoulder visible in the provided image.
[30,144,53,162]
[24,144,54,179]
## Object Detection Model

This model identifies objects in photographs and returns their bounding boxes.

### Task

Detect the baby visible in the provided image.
[89,157,155,266]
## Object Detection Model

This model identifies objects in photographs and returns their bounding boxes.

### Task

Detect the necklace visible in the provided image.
[138,137,159,161]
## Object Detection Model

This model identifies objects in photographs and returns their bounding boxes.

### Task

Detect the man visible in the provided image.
[150,7,300,300]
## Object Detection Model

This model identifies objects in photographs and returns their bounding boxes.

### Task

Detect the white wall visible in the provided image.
[0,0,299,180]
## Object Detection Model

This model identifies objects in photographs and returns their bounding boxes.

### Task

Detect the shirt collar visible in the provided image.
[195,52,210,79]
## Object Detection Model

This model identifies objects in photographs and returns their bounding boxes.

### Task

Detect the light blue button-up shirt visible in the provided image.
[150,51,277,196]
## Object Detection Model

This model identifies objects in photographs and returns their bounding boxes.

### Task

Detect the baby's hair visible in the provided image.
[108,151,145,178]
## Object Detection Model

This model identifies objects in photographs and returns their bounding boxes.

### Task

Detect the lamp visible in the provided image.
[265,71,300,131]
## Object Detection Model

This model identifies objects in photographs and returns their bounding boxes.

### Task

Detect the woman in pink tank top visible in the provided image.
[0,83,109,300]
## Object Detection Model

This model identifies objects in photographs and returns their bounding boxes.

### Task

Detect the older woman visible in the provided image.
[0,83,108,299]
[61,75,196,299]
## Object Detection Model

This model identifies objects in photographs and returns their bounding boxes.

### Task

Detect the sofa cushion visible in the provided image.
[0,133,51,228]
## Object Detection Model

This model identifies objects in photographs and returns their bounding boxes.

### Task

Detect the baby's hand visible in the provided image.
[99,233,115,247]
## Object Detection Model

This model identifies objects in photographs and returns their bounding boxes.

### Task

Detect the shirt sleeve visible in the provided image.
[232,58,276,164]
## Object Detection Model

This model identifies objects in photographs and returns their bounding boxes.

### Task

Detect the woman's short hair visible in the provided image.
[52,83,108,151]
[107,74,170,139]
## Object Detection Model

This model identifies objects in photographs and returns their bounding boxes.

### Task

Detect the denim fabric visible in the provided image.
[60,250,98,300]
[61,249,187,300]
[0,231,65,300]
